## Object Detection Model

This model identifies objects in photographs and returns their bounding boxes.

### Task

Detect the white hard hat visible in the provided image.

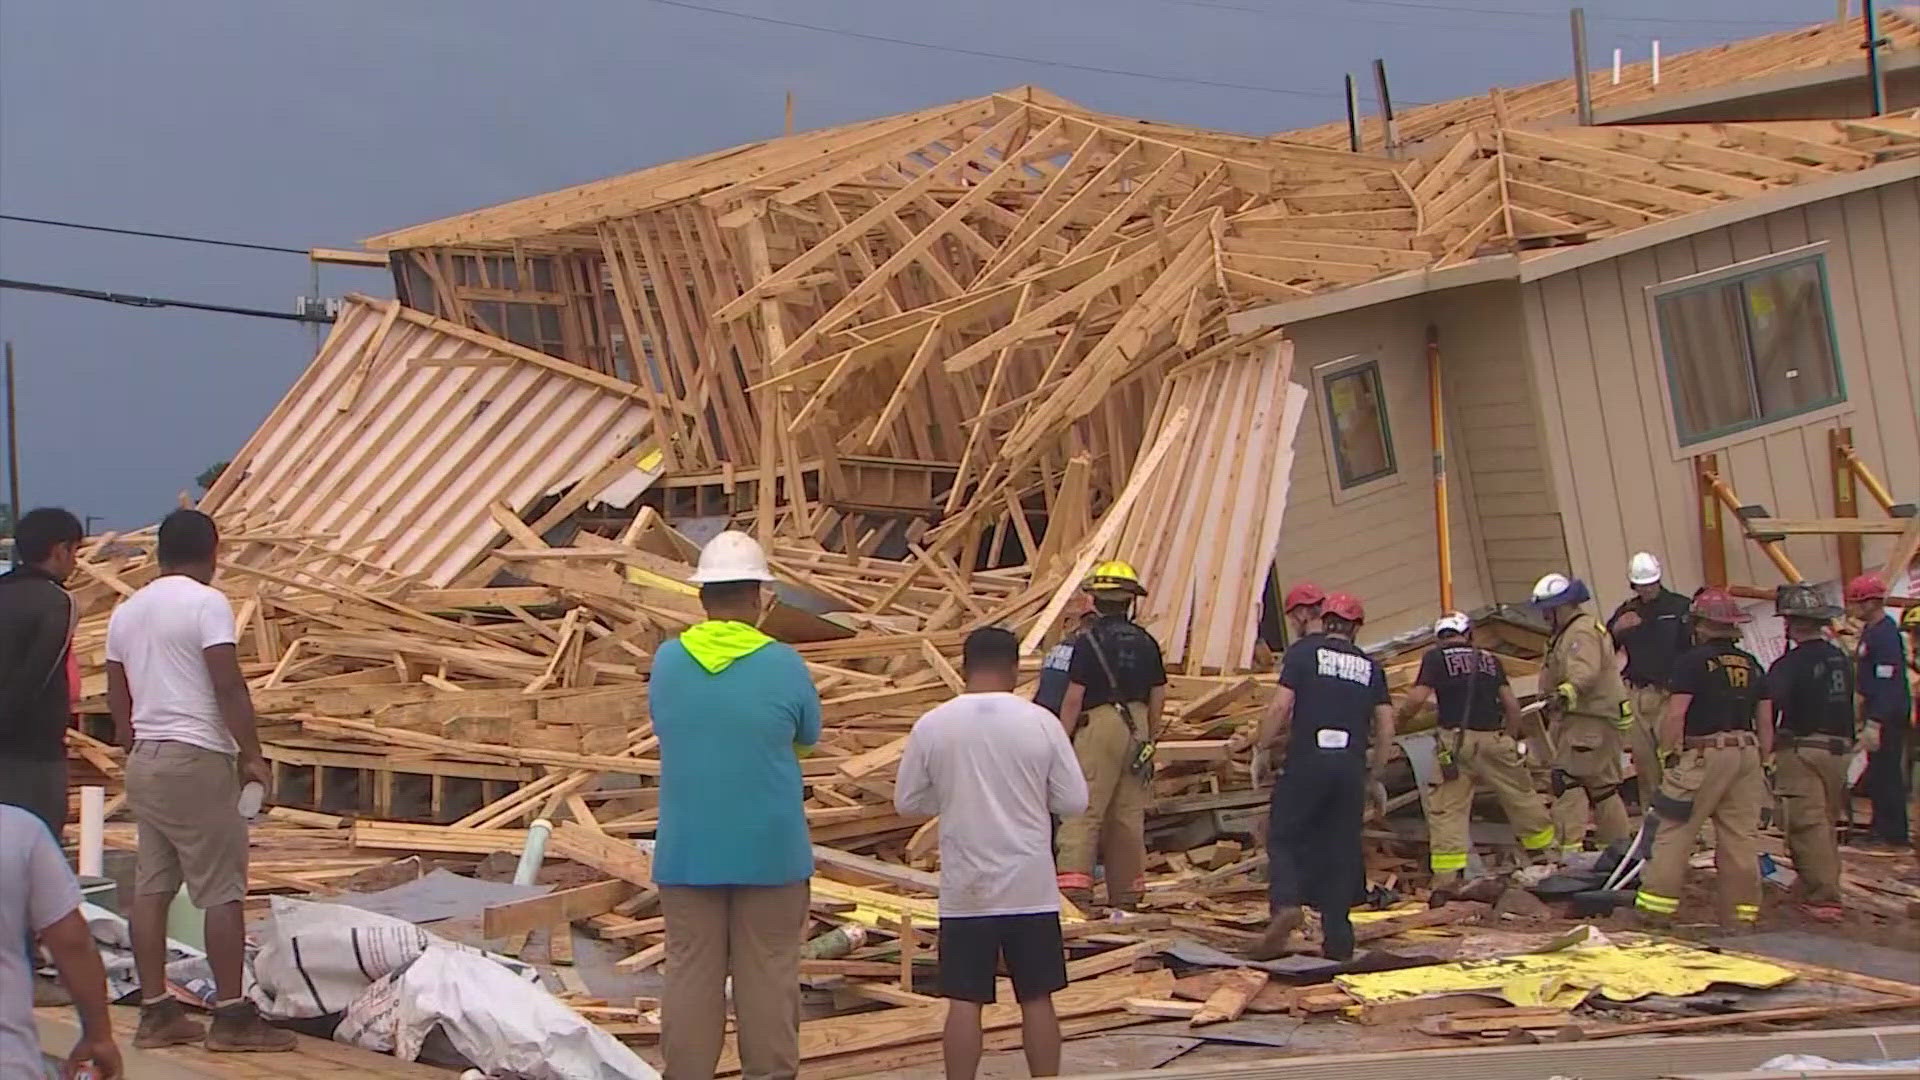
[1531,573,1571,603]
[688,530,775,584]
[1628,551,1663,586]
[1434,611,1471,636]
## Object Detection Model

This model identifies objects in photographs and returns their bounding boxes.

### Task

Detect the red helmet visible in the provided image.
[1283,582,1325,612]
[1322,592,1365,623]
[1845,573,1888,603]
[1690,587,1750,625]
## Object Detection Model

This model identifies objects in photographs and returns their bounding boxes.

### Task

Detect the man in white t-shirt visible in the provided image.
[896,628,1088,1080]
[105,510,293,1054]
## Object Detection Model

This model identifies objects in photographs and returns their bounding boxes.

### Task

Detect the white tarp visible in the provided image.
[340,944,657,1080]
[255,897,654,1080]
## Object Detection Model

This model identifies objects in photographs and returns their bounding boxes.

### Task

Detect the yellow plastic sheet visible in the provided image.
[1336,938,1796,1007]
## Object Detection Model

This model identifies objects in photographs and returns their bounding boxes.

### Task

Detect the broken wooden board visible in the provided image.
[713,969,1172,1074]
[1190,968,1269,1026]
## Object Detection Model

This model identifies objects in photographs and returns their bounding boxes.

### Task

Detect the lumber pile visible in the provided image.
[57,22,1920,1068]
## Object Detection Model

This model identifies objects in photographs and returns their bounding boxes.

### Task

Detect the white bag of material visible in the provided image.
[251,897,534,1019]
[381,944,657,1080]
[335,969,405,1054]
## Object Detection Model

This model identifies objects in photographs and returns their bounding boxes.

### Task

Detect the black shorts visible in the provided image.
[937,913,1067,1004]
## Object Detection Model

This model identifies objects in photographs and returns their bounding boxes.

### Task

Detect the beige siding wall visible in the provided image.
[1430,284,1571,605]
[1273,296,1493,642]
[1520,178,1920,616]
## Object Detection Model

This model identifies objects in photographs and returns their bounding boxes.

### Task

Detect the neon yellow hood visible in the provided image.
[679,620,774,673]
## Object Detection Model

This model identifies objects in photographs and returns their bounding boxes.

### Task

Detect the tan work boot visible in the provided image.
[134,996,206,1048]
[205,999,297,1052]
[1247,905,1303,961]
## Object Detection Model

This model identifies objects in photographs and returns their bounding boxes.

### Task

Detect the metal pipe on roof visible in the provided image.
[1371,59,1398,155]
[1344,74,1362,152]
[1652,39,1662,85]
[1612,47,1622,85]
[1865,0,1888,114]
[1571,8,1594,125]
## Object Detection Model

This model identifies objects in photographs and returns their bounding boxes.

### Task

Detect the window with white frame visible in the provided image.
[1320,358,1397,489]
[1652,253,1844,446]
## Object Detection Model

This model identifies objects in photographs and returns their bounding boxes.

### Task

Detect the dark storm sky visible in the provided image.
[0,0,1822,527]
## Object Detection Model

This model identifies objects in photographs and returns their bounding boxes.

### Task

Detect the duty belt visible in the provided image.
[1684,731,1757,750]
[1781,733,1851,753]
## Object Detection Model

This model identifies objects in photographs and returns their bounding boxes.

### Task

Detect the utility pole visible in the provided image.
[5,342,20,540]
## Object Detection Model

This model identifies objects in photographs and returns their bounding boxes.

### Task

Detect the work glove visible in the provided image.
[1251,746,1271,788]
[1554,681,1578,712]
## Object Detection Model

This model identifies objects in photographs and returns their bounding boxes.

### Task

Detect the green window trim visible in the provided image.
[1652,252,1846,448]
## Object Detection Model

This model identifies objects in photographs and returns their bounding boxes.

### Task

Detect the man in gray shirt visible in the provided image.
[3,804,120,1078]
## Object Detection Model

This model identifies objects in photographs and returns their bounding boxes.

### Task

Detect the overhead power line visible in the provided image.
[0,213,309,255]
[1172,0,1804,32]
[637,0,1361,100]
[1322,0,1805,28]
[0,277,334,324]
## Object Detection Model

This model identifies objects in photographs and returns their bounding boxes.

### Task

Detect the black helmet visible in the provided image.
[1774,583,1842,621]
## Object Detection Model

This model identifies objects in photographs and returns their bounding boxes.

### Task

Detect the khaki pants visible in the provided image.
[1550,714,1632,851]
[1627,684,1669,807]
[1425,729,1558,873]
[1635,738,1766,924]
[660,881,810,1080]
[1774,740,1849,904]
[126,740,248,908]
[1055,703,1149,905]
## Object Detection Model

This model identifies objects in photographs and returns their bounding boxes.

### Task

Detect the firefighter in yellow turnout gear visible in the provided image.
[1532,574,1634,850]
[1054,561,1168,911]
[1635,589,1773,927]
[1398,612,1557,880]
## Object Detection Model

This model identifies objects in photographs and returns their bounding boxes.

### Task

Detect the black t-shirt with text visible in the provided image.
[1670,640,1768,737]
[1608,588,1693,687]
[1066,615,1167,710]
[1033,640,1075,716]
[1415,642,1509,731]
[1766,638,1854,740]
[1279,635,1389,761]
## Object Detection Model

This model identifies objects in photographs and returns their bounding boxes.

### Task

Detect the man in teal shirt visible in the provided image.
[653,531,820,1080]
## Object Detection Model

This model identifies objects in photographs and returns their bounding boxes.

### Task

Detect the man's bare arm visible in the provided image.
[1663,692,1691,752]
[1497,685,1524,738]
[205,643,268,784]
[1371,703,1396,775]
[1394,685,1433,727]
[1258,685,1295,749]
[1146,684,1167,740]
[107,661,133,749]
[1756,700,1774,762]
[43,908,122,1079]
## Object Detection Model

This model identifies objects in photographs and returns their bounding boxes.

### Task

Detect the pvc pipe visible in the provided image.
[1651,40,1661,85]
[78,786,104,878]
[1612,48,1622,85]
[512,818,554,886]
